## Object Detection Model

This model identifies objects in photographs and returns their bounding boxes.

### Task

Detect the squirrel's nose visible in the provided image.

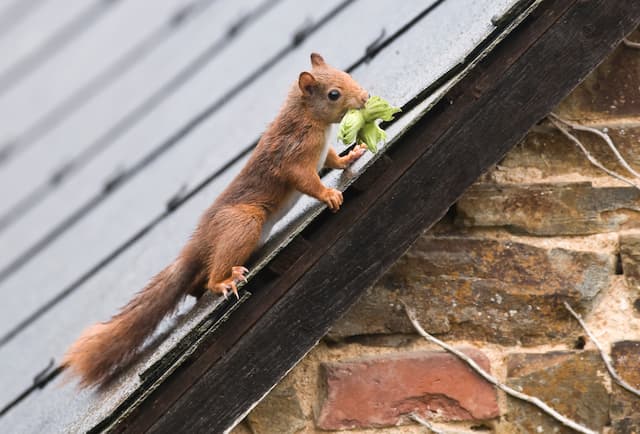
[360,92,369,106]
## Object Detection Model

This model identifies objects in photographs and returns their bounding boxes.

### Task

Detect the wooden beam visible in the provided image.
[112,1,640,432]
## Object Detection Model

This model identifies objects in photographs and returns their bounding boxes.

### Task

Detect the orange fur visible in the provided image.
[63,53,368,387]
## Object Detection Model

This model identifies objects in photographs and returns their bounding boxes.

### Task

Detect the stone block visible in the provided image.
[502,351,609,433]
[610,341,640,433]
[489,125,640,182]
[247,383,306,434]
[620,235,640,293]
[457,183,640,235]
[330,236,613,345]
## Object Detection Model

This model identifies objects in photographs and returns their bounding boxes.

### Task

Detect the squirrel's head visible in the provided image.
[298,53,369,123]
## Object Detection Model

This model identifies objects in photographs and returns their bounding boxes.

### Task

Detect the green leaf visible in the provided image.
[362,95,401,122]
[357,121,386,153]
[336,96,400,153]
[337,109,365,145]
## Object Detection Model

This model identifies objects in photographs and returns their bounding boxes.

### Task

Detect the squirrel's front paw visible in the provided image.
[339,144,367,168]
[322,188,343,212]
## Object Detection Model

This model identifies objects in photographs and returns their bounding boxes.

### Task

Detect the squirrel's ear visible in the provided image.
[298,71,317,96]
[310,52,325,67]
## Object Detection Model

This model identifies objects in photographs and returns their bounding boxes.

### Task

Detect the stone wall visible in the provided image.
[234,30,640,434]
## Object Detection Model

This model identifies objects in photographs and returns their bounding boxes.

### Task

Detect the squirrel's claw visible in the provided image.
[340,144,367,168]
[211,266,249,299]
[322,188,343,212]
[216,283,237,301]
[229,281,239,300]
[232,266,249,277]
[232,266,249,285]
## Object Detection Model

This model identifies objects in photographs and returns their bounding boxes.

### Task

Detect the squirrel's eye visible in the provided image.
[328,89,341,101]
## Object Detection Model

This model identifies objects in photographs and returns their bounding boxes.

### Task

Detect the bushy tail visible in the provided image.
[62,256,200,387]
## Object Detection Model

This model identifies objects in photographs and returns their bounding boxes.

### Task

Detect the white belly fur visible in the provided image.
[260,128,332,245]
[259,190,302,245]
[316,126,332,172]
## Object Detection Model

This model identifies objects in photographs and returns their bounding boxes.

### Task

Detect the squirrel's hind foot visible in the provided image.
[209,266,249,300]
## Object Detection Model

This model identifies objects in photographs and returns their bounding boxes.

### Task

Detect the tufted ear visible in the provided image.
[310,52,325,67]
[298,71,317,96]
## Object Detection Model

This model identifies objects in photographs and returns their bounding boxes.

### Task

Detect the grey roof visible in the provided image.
[0,0,533,431]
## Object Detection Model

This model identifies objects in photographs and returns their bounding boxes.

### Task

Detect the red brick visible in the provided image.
[316,349,499,430]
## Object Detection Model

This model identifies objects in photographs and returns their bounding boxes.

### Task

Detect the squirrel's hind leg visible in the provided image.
[205,205,264,299]
[211,266,249,299]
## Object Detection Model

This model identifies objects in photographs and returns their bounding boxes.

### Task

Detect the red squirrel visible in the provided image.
[63,53,369,387]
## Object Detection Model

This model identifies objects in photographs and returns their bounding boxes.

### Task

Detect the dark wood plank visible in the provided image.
[145,1,640,432]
